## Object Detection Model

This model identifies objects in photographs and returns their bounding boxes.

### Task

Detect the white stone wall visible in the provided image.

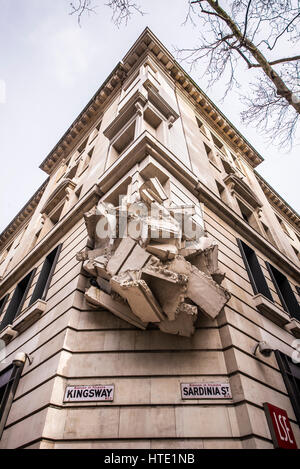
[0,43,299,449]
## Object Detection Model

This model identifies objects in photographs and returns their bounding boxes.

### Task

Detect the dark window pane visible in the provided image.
[0,364,23,437]
[266,262,300,320]
[237,239,273,301]
[29,244,62,305]
[0,270,36,331]
[275,351,300,427]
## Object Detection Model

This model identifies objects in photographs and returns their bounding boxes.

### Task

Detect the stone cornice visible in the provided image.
[255,171,300,231]
[41,178,77,215]
[0,179,49,251]
[39,28,263,180]
[39,62,128,176]
[122,28,263,168]
[223,173,262,210]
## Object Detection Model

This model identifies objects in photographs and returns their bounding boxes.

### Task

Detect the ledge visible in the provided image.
[252,293,290,327]
[41,179,76,216]
[223,173,262,210]
[12,299,47,334]
[284,318,300,338]
[103,91,147,141]
[0,325,18,345]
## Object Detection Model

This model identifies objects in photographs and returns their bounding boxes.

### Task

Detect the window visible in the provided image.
[266,262,300,320]
[237,199,251,223]
[0,362,24,438]
[211,134,226,154]
[230,153,246,176]
[292,246,300,262]
[29,245,62,306]
[0,269,36,331]
[0,243,12,265]
[276,214,290,237]
[111,121,135,159]
[89,121,101,144]
[196,117,207,136]
[216,181,227,203]
[204,143,216,165]
[236,199,261,233]
[261,222,277,247]
[237,239,273,301]
[275,350,300,427]
[79,147,94,176]
[49,203,64,225]
[76,138,89,160]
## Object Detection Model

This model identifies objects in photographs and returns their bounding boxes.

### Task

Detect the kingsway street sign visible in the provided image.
[64,385,114,402]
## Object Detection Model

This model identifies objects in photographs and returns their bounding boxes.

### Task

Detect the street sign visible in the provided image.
[64,384,114,402]
[181,382,232,399]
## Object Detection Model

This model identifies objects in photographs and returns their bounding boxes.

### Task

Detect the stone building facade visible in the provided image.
[0,28,300,449]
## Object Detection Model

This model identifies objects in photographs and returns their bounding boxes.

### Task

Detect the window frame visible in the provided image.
[275,350,300,427]
[29,244,62,306]
[0,362,24,438]
[266,262,300,321]
[237,239,273,302]
[0,269,36,332]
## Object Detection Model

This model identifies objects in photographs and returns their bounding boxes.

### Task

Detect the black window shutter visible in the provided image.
[0,363,23,438]
[275,350,300,427]
[237,239,273,301]
[266,262,300,320]
[29,244,62,305]
[0,269,36,331]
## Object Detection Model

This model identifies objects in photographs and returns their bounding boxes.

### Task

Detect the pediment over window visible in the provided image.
[144,83,179,124]
[103,87,179,144]
[104,91,147,142]
[223,173,262,210]
[41,179,76,216]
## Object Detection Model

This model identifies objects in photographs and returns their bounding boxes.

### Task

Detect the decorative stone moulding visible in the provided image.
[284,318,300,338]
[252,293,290,327]
[41,179,77,216]
[223,173,262,210]
[104,91,147,142]
[78,173,230,337]
[0,325,18,345]
[12,299,47,334]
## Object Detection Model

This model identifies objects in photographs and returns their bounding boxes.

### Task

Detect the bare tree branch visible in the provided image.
[70,0,144,26]
[179,0,300,146]
[68,0,300,147]
[70,0,98,26]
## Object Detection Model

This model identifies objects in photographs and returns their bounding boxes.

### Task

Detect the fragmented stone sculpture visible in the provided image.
[77,176,230,337]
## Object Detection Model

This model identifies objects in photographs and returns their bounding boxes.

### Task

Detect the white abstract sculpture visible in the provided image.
[77,177,230,337]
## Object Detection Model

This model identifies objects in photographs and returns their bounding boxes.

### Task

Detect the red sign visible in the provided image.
[263,402,297,449]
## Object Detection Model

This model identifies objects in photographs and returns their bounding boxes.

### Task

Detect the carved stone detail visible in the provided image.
[78,176,230,336]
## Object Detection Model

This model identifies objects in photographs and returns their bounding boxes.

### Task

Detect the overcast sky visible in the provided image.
[0,0,299,234]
